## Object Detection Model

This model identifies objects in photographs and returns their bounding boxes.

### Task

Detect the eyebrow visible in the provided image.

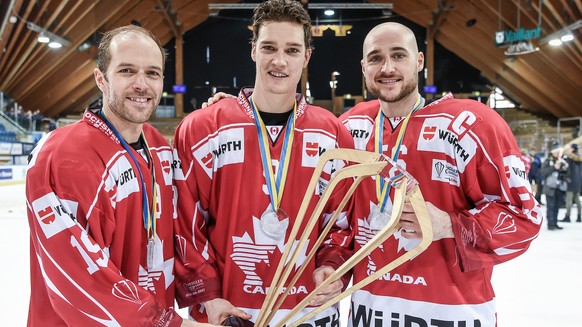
[365,46,408,57]
[260,40,304,48]
[116,62,162,71]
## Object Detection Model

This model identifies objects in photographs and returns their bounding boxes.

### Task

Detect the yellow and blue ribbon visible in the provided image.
[250,96,296,212]
[101,112,157,241]
[375,95,425,212]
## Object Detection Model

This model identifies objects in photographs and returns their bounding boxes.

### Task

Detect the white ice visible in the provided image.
[1,183,581,326]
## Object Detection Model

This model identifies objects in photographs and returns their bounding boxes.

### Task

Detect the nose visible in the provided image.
[272,51,287,67]
[381,59,395,73]
[132,71,148,90]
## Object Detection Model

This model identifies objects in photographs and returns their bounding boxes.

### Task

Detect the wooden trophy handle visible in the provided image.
[282,185,433,327]
[255,150,387,327]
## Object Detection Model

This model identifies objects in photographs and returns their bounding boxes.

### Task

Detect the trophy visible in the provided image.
[223,149,433,327]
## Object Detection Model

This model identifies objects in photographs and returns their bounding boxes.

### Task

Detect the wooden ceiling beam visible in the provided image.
[437,26,573,117]
[0,0,53,89]
[156,0,179,38]
[60,88,100,115]
[444,1,580,110]
[10,0,142,109]
[43,76,96,117]
[0,0,36,89]
[0,0,24,66]
[8,0,78,89]
[24,55,95,110]
[541,0,582,59]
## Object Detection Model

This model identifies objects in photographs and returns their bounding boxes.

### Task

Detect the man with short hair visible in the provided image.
[173,1,353,326]
[340,22,542,326]
[26,25,213,327]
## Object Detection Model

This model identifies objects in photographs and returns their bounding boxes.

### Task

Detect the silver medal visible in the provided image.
[147,238,155,270]
[368,204,391,231]
[260,208,289,239]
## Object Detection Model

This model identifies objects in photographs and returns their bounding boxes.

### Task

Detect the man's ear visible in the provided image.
[417,52,425,73]
[94,68,106,92]
[303,47,312,69]
[251,42,257,62]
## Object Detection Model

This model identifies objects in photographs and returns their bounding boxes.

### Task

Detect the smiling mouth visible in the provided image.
[377,77,401,84]
[127,97,150,103]
[269,71,288,78]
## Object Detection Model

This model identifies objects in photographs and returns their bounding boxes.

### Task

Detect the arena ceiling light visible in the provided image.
[208,3,393,16]
[25,21,71,48]
[539,19,581,47]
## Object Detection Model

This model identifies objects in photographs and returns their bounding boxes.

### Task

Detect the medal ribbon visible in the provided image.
[101,113,157,241]
[250,96,296,212]
[375,95,425,212]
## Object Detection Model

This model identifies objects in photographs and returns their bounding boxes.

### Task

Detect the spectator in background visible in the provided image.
[560,143,582,223]
[542,148,568,230]
[520,149,532,176]
[528,148,543,203]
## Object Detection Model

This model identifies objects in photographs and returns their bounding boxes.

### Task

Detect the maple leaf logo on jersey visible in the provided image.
[305,142,319,157]
[356,201,421,277]
[137,238,175,292]
[37,206,55,224]
[422,126,437,141]
[231,215,308,294]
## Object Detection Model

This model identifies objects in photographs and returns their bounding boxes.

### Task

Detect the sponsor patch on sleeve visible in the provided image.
[32,193,77,239]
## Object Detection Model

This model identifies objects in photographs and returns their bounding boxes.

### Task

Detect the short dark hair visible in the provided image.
[252,0,313,50]
[97,25,167,75]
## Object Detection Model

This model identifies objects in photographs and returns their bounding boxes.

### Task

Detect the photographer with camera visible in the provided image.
[542,146,569,230]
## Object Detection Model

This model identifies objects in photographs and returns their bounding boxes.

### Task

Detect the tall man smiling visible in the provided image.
[173,0,354,326]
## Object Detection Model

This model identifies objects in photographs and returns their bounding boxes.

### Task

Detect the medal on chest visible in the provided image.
[101,111,158,271]
[250,97,296,239]
[372,96,424,222]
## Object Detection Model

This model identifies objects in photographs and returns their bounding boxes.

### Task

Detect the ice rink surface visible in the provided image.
[2,182,581,326]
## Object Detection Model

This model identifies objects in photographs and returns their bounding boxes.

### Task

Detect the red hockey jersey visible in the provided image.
[173,89,354,326]
[340,94,542,327]
[26,110,181,326]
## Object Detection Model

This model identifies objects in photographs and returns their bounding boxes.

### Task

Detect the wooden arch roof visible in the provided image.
[0,0,580,118]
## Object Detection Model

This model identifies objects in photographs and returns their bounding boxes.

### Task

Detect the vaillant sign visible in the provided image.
[495,27,541,46]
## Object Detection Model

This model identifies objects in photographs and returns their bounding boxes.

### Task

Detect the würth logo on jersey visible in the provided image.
[305,142,320,157]
[161,160,171,175]
[201,153,213,169]
[194,127,245,178]
[422,126,437,140]
[301,132,336,168]
[32,193,77,239]
[37,206,55,224]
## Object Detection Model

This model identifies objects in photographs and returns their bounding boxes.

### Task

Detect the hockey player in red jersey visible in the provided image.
[25,25,215,327]
[173,1,354,326]
[340,22,542,327]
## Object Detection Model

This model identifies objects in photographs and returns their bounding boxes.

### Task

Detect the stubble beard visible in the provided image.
[368,75,418,104]
[107,88,158,124]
